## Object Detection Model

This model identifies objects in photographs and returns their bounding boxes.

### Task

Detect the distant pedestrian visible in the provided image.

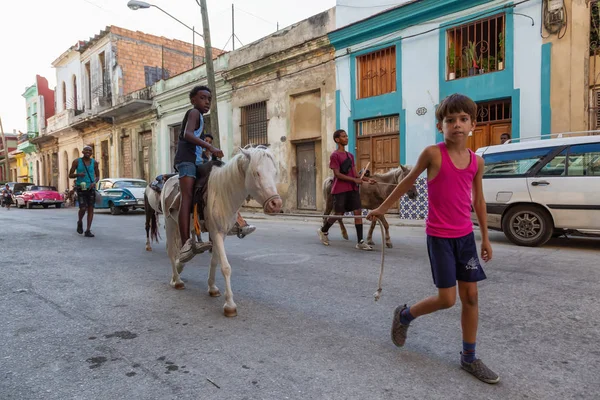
[2,184,13,211]
[367,93,499,384]
[500,133,511,144]
[69,146,100,237]
[318,129,376,250]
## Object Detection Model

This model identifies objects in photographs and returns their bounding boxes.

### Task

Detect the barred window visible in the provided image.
[241,101,268,146]
[446,14,505,80]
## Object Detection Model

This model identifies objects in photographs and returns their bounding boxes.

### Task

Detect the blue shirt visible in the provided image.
[75,158,95,188]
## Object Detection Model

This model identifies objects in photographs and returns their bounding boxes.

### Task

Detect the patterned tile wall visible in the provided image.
[399,177,428,220]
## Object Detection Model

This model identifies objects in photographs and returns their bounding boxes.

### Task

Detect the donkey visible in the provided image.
[323,166,417,248]
[154,147,282,317]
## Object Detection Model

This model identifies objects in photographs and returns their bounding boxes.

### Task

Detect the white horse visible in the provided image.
[155,147,283,317]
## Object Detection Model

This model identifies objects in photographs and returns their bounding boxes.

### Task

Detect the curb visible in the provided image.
[240,211,426,228]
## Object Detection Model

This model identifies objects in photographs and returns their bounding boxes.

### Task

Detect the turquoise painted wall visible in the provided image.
[347,41,406,164]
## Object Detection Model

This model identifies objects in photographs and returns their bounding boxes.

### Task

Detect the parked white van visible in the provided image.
[474,134,600,247]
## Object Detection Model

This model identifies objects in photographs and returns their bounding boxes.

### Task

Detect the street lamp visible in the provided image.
[127,0,221,147]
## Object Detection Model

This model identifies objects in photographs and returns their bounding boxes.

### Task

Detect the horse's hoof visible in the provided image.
[209,289,221,297]
[386,242,393,249]
[224,306,237,317]
[171,281,185,290]
[145,245,152,252]
[367,240,375,246]
[342,232,349,240]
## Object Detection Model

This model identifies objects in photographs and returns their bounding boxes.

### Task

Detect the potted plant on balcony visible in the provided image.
[498,32,505,70]
[448,42,457,80]
[464,41,479,76]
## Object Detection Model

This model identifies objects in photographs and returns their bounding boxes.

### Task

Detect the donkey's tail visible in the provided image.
[145,192,161,243]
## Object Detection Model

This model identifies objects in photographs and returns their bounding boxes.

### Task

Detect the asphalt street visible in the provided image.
[1,207,599,400]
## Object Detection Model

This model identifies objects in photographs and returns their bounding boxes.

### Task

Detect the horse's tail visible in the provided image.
[145,192,160,243]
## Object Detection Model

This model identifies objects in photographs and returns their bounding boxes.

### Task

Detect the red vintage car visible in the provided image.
[16,185,64,209]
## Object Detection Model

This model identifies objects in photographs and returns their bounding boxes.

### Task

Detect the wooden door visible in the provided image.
[468,123,511,151]
[121,135,132,178]
[490,123,511,145]
[356,133,399,174]
[101,140,109,179]
[140,131,152,182]
[296,142,316,210]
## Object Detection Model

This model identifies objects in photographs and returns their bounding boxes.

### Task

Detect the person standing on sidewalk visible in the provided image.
[2,184,13,211]
[69,146,99,237]
[318,129,376,250]
[367,93,499,384]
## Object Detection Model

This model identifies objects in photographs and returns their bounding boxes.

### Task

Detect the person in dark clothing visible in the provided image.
[69,146,100,237]
[174,86,224,263]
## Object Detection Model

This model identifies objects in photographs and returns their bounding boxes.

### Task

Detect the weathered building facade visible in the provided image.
[45,26,213,192]
[224,9,337,211]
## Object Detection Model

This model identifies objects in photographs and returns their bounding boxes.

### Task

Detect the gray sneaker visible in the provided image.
[317,229,329,246]
[179,239,195,264]
[192,240,212,254]
[356,240,373,251]
[460,357,500,384]
[391,304,410,347]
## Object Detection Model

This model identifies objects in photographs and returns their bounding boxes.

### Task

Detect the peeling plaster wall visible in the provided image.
[227,9,337,210]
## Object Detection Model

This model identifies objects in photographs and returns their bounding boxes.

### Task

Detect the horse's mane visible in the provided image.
[205,147,275,232]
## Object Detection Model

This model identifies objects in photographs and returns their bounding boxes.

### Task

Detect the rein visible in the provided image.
[265,212,388,301]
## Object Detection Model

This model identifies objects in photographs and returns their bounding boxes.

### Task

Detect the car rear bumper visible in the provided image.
[113,200,137,207]
[29,200,63,205]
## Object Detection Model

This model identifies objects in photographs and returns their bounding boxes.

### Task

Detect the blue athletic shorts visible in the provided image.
[176,162,196,178]
[426,232,487,289]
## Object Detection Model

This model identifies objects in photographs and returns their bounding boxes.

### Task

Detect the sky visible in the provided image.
[0,0,336,134]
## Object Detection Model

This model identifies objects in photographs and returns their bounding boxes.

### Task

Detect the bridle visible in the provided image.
[262,194,281,211]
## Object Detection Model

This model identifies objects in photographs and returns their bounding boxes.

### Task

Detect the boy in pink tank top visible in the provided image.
[367,94,498,384]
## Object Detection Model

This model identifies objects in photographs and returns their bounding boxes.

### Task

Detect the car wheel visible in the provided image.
[109,203,122,215]
[502,205,554,247]
[27,202,33,209]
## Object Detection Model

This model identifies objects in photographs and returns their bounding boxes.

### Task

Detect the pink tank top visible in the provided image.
[426,143,478,238]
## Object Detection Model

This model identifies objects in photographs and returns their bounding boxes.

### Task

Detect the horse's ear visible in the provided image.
[239,147,251,159]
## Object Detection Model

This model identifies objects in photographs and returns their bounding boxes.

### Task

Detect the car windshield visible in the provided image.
[31,186,57,191]
[113,180,146,189]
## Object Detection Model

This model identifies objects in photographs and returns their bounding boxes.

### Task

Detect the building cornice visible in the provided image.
[224,36,332,83]
[328,0,494,50]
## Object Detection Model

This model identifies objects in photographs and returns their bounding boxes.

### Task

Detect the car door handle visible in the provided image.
[531,181,550,186]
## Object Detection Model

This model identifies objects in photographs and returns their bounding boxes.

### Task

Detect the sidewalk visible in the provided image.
[240,208,426,228]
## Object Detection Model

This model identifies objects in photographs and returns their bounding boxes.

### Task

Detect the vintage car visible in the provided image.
[15,185,64,209]
[96,178,147,215]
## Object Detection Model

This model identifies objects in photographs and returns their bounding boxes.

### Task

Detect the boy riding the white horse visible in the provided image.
[174,85,225,263]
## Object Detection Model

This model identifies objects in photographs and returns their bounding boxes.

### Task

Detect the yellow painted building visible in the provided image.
[15,152,30,182]
[543,0,597,135]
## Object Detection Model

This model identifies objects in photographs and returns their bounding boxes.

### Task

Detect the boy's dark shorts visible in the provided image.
[77,189,96,209]
[333,190,361,213]
[426,232,486,289]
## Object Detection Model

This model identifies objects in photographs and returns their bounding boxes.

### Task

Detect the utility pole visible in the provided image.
[198,0,221,148]
[192,26,196,68]
[232,4,235,51]
[0,117,9,182]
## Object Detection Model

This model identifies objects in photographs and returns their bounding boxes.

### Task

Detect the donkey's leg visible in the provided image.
[207,249,221,298]
[339,217,349,240]
[367,219,377,246]
[382,216,393,248]
[166,216,185,289]
[211,232,237,317]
